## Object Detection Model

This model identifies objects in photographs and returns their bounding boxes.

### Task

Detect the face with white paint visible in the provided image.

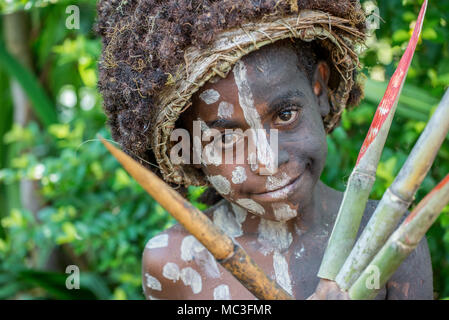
[180,39,331,222]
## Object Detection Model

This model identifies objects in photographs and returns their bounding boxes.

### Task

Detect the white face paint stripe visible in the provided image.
[208,175,231,195]
[199,89,220,105]
[272,203,297,221]
[236,198,265,215]
[214,284,231,300]
[162,262,180,282]
[273,251,293,296]
[213,205,243,238]
[232,61,260,128]
[232,60,277,174]
[144,273,162,291]
[257,219,293,255]
[180,267,202,294]
[231,166,247,184]
[231,203,247,225]
[146,234,169,249]
[218,101,234,119]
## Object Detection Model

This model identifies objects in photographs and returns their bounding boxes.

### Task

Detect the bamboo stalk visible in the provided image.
[336,88,449,290]
[318,0,428,281]
[349,173,449,300]
[99,137,293,300]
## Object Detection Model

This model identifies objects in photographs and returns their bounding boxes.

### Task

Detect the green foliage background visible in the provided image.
[0,0,448,299]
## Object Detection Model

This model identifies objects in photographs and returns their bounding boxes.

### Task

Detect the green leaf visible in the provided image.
[0,43,57,127]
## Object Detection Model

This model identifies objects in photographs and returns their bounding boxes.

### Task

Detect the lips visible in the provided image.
[250,173,303,202]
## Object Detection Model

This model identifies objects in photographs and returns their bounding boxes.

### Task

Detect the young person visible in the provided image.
[97,0,433,300]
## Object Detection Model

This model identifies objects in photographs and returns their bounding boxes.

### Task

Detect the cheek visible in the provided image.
[302,132,327,163]
[203,164,251,198]
[202,165,235,196]
[282,112,327,165]
[281,132,325,162]
[207,172,232,196]
[230,166,248,185]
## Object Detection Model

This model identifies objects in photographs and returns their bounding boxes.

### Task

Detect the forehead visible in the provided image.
[191,42,312,121]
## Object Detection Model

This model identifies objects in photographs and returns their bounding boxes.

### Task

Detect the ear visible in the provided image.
[312,61,331,118]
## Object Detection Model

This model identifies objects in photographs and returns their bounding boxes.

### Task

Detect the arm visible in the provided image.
[141,229,198,300]
[142,237,170,300]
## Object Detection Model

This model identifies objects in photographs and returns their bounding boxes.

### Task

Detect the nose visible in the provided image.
[251,149,289,175]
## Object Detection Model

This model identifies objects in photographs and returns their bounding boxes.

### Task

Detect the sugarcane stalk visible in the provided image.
[349,173,449,300]
[336,87,449,290]
[99,137,293,300]
[318,0,428,281]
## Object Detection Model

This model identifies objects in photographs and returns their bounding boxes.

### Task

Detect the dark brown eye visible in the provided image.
[214,131,244,150]
[274,109,299,126]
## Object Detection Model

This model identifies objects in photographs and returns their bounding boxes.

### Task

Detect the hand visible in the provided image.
[307,279,350,300]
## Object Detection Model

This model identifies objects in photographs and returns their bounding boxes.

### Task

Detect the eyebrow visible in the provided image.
[266,89,306,115]
[206,118,242,129]
[206,89,306,129]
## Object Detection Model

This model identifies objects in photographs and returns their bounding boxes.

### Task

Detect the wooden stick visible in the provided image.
[349,173,449,300]
[336,88,449,290]
[318,0,428,281]
[99,137,293,300]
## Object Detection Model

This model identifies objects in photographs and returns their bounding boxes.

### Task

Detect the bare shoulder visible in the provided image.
[141,200,238,300]
[141,222,190,299]
[360,199,434,300]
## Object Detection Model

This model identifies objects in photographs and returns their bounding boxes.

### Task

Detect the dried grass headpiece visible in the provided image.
[153,10,366,186]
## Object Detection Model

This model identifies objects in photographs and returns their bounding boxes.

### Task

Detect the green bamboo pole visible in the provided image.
[336,88,449,290]
[349,173,449,300]
[317,0,428,281]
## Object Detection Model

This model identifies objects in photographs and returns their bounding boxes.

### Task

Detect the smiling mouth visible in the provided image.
[250,173,303,202]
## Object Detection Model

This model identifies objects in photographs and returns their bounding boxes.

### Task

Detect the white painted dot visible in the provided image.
[199,89,220,105]
[145,273,162,291]
[146,234,169,249]
[180,235,220,278]
[231,166,247,184]
[208,175,231,195]
[236,199,265,215]
[218,101,234,119]
[180,267,202,294]
[214,284,231,300]
[266,173,290,191]
[162,262,180,282]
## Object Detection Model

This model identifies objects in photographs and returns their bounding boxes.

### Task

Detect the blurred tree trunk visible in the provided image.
[3,11,89,272]
[3,11,43,216]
